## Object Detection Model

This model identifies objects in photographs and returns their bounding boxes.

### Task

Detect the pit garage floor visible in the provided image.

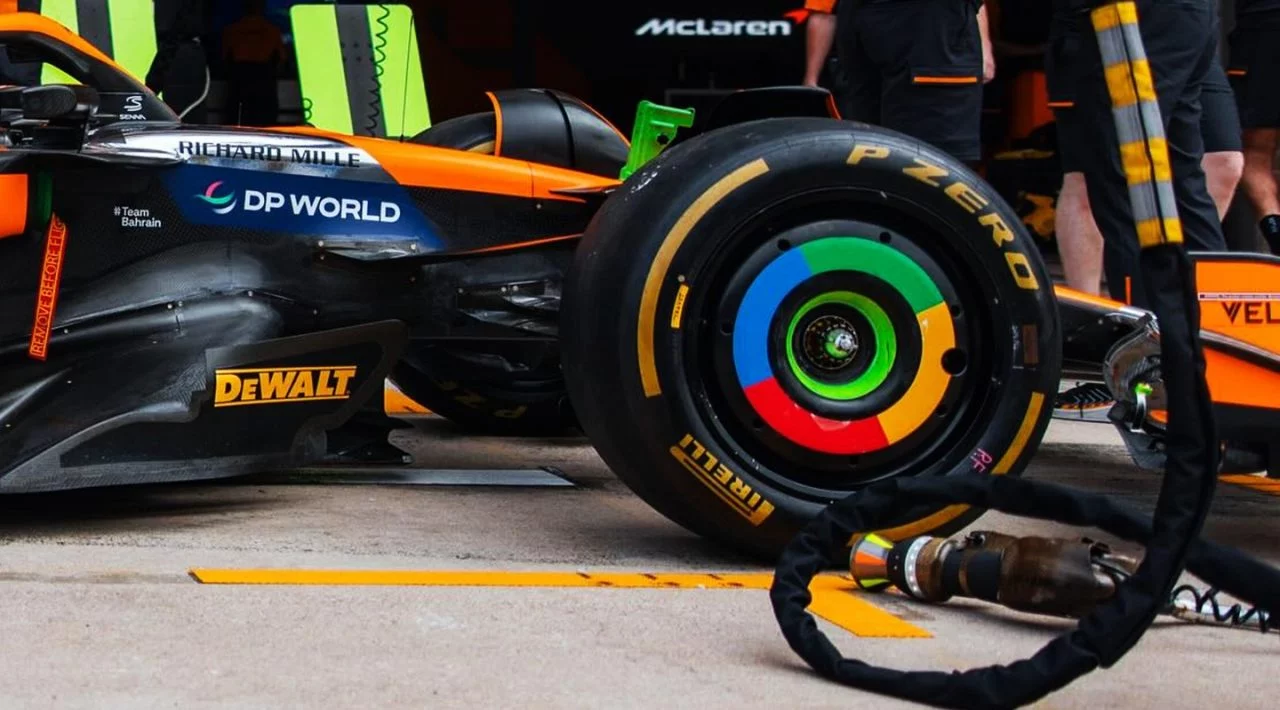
[0,417,1275,709]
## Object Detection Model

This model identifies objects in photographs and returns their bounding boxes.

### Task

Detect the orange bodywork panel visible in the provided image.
[1195,257,1280,356]
[1057,269,1280,412]
[0,1,16,14]
[265,126,620,202]
[1203,347,1280,410]
[0,174,27,239]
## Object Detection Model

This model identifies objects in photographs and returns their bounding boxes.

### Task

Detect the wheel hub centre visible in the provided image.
[803,315,860,370]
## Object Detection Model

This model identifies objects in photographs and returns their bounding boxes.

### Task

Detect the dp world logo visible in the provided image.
[197,181,237,214]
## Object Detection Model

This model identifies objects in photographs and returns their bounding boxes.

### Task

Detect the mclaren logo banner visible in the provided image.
[635,18,795,37]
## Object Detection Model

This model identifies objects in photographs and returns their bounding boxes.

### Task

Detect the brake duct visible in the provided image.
[768,3,1280,706]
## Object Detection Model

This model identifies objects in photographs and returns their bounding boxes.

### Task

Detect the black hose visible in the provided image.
[769,473,1280,709]
[769,3,1275,706]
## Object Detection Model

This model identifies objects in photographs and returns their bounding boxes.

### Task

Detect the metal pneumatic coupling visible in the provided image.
[849,530,1141,618]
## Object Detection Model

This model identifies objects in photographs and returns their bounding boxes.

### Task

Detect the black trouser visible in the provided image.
[835,0,985,162]
[145,38,209,123]
[1060,0,1225,308]
[224,61,279,127]
[1226,9,1280,130]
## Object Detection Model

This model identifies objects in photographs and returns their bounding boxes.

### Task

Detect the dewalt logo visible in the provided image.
[214,366,358,407]
[670,434,775,526]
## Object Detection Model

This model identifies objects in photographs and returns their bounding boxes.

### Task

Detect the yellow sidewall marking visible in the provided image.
[877,302,956,443]
[637,159,770,397]
[994,391,1046,474]
[670,284,690,329]
[190,568,928,638]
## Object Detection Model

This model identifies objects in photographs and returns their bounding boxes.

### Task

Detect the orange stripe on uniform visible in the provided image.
[911,76,977,85]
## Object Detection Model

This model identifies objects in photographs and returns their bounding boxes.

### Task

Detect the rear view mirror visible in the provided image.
[21,84,98,121]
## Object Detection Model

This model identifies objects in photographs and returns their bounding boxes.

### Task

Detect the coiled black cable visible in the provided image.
[368,4,391,136]
[1170,585,1275,634]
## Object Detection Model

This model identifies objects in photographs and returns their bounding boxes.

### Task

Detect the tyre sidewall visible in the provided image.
[566,119,1059,556]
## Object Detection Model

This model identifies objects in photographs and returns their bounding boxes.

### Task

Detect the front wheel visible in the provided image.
[562,118,1061,559]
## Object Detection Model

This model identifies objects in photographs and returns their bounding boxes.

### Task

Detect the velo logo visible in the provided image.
[197,181,238,214]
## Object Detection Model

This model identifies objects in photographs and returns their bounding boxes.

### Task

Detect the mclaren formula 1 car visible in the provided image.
[0,13,1274,560]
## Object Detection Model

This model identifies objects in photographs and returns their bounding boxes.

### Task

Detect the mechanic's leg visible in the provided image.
[1055,172,1105,294]
[858,0,984,163]
[837,4,882,125]
[1227,19,1280,252]
[1198,56,1244,222]
[1241,128,1280,251]
[1203,151,1244,221]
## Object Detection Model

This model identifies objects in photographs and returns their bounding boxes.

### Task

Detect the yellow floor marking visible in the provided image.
[188,569,929,638]
[807,576,932,638]
[1222,474,1280,497]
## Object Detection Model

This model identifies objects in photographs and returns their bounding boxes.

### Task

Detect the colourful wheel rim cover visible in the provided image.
[784,291,897,400]
[732,237,956,455]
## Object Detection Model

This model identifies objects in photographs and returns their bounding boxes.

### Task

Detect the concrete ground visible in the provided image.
[0,416,1275,709]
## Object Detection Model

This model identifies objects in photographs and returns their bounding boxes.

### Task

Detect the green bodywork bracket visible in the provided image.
[619,100,695,181]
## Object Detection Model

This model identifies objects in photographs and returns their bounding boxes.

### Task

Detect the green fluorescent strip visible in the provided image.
[38,0,157,85]
[107,0,157,83]
[40,0,80,85]
[290,4,354,135]
[372,4,430,138]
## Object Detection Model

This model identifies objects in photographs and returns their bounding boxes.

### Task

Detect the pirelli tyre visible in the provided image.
[562,118,1061,559]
